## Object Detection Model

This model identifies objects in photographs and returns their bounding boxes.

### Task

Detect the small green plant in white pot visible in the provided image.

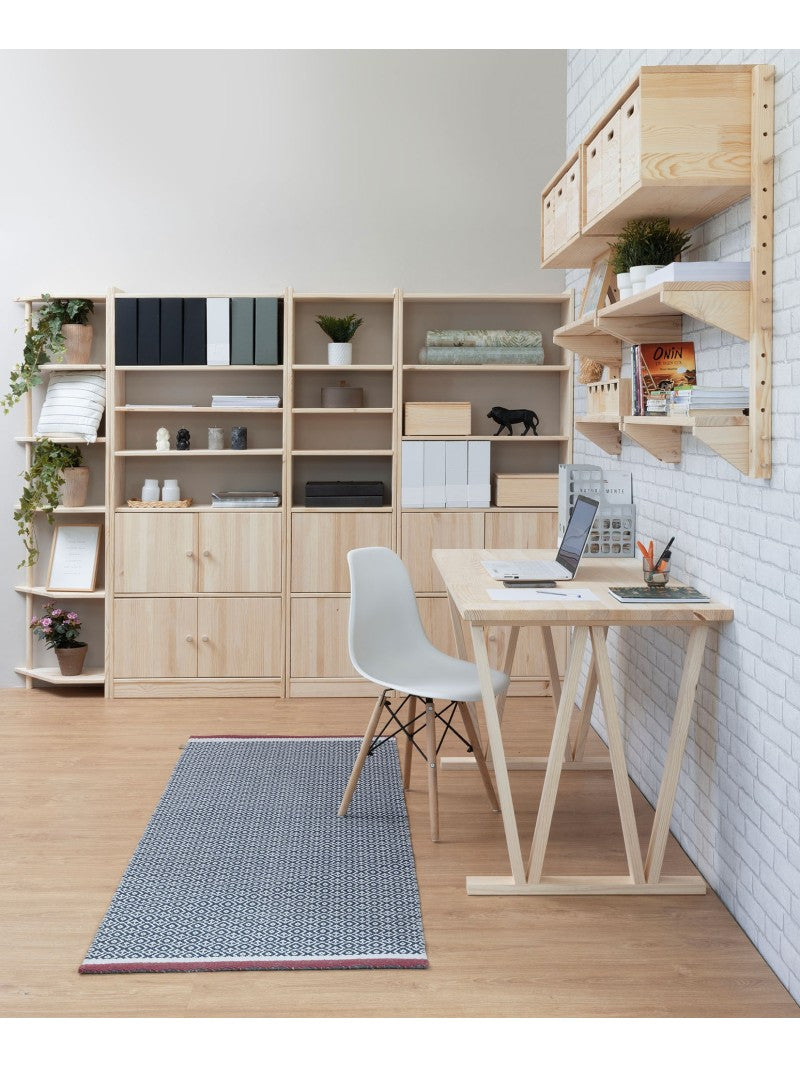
[609,218,692,297]
[316,314,364,366]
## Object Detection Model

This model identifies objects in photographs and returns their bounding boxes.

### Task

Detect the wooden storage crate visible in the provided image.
[404,402,471,437]
[492,473,559,508]
[586,378,632,418]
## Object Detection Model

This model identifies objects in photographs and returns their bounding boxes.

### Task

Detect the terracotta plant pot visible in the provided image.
[55,643,88,676]
[62,323,93,364]
[60,467,90,508]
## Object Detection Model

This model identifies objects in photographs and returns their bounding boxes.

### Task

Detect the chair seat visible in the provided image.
[354,644,509,703]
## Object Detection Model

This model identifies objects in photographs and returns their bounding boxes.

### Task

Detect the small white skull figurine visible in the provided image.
[156,427,170,451]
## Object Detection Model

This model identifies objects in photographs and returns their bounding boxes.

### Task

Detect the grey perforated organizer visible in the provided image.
[558,464,636,557]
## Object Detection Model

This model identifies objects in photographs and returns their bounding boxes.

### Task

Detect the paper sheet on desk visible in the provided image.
[487,588,600,602]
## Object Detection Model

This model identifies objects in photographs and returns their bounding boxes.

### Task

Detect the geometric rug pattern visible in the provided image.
[80,736,428,973]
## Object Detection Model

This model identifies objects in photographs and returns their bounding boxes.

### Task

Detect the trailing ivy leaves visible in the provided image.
[315,314,364,343]
[2,295,94,413]
[14,440,84,569]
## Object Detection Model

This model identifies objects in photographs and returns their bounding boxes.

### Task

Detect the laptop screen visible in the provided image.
[555,495,599,575]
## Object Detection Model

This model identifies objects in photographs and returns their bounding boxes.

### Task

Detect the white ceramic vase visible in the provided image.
[161,479,181,502]
[629,264,660,294]
[328,342,352,366]
[616,272,633,300]
[141,478,160,502]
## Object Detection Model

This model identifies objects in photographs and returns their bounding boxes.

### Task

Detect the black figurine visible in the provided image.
[487,406,540,436]
[176,427,191,451]
[231,426,247,450]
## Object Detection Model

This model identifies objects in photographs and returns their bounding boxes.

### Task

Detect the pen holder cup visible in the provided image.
[643,558,670,587]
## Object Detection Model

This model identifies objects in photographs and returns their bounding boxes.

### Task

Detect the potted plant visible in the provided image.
[30,603,88,676]
[315,314,364,366]
[609,218,692,296]
[2,295,95,412]
[14,441,87,568]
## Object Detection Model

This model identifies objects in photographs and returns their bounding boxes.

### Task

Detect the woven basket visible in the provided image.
[578,358,604,384]
[127,499,193,508]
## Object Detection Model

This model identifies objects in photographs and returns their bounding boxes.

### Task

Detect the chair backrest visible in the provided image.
[347,547,430,682]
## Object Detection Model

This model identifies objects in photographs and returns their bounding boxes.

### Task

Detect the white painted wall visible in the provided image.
[566,49,800,1003]
[0,49,566,684]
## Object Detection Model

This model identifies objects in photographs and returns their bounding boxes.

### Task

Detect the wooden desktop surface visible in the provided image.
[433,549,734,625]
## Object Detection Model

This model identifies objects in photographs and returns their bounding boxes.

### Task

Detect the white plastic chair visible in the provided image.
[337,546,509,841]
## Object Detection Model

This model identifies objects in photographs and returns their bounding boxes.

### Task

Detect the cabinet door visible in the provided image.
[291,512,392,593]
[113,598,197,678]
[290,597,357,678]
[484,511,559,550]
[198,512,282,593]
[114,513,197,593]
[401,512,484,593]
[197,598,282,677]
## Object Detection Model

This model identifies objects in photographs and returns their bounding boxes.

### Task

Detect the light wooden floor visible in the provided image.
[1,688,797,1018]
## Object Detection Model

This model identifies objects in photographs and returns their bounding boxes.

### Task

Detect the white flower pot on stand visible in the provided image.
[328,342,352,366]
[616,272,633,300]
[630,264,660,294]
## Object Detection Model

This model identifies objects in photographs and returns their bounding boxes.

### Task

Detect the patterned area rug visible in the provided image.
[80,736,428,973]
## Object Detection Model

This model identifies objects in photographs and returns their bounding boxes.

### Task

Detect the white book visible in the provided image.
[467,440,491,508]
[422,441,447,508]
[445,440,469,508]
[644,261,749,289]
[401,441,424,509]
[206,298,231,365]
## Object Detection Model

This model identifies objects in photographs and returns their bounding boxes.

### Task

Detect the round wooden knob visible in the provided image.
[186,551,193,558]
[186,635,194,642]
[202,550,210,557]
[201,635,209,643]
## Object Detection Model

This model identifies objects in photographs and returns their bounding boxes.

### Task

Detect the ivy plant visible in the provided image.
[14,440,84,569]
[2,295,94,412]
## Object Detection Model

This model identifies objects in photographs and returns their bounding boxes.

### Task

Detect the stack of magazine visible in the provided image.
[632,342,696,415]
[689,386,748,411]
[211,395,281,408]
[211,491,280,509]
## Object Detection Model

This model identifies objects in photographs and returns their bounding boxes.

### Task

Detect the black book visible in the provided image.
[159,298,183,366]
[137,298,160,365]
[114,298,138,366]
[183,298,207,365]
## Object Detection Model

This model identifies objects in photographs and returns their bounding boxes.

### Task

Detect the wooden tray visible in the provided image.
[127,498,193,508]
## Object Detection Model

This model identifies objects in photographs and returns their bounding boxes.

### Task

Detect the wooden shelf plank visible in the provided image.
[114,449,282,457]
[401,435,568,443]
[16,436,106,444]
[402,364,569,373]
[16,585,105,599]
[597,283,749,343]
[292,408,393,414]
[291,449,393,456]
[35,505,106,514]
[115,364,284,372]
[116,506,282,513]
[116,406,282,414]
[292,364,392,372]
[15,666,105,686]
[575,418,622,456]
[38,363,106,372]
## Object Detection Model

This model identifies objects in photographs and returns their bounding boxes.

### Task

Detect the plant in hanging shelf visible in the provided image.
[316,314,364,366]
[608,218,692,297]
[30,602,88,676]
[14,441,86,568]
[2,296,95,412]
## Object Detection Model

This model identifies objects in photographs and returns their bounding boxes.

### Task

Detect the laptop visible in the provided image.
[482,494,600,583]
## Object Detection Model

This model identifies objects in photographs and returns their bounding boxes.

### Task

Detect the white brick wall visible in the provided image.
[566,49,800,1003]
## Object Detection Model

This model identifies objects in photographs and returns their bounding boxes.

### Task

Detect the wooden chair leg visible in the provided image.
[424,699,440,842]
[402,695,416,790]
[458,702,499,812]
[338,690,387,816]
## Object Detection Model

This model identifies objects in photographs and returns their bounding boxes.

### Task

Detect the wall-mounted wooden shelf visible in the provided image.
[574,416,623,456]
[552,312,622,369]
[597,282,749,344]
[621,412,749,470]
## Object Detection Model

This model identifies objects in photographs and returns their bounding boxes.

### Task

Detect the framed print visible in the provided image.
[579,256,616,316]
[46,524,102,592]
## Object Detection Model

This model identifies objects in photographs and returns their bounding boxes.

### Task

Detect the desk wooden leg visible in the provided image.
[644,625,709,883]
[572,633,602,761]
[447,594,481,740]
[590,626,645,884]
[526,626,589,884]
[542,625,571,762]
[470,624,526,884]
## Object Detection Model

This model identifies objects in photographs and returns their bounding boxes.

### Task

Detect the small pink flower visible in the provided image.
[31,616,38,625]
[42,618,52,628]
[67,612,78,621]
[51,608,62,617]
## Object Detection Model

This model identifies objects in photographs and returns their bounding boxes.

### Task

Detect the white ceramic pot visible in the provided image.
[616,272,633,300]
[629,264,659,294]
[141,478,160,502]
[328,342,352,366]
[161,479,181,502]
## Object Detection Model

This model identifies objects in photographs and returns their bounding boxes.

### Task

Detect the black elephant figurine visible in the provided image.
[487,406,539,436]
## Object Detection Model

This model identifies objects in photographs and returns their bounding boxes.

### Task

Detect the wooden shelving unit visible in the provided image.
[542,65,774,480]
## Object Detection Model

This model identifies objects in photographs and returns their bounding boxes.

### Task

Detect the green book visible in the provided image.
[254,298,281,365]
[230,298,255,365]
[608,586,709,603]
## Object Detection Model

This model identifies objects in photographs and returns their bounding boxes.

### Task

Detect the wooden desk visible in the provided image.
[433,549,734,896]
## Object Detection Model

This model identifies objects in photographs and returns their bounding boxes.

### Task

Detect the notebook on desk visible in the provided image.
[608,586,710,604]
